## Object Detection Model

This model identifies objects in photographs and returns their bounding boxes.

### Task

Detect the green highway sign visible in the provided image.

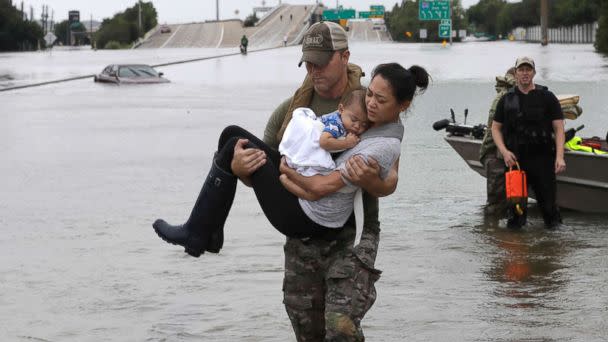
[439,23,451,38]
[419,1,451,20]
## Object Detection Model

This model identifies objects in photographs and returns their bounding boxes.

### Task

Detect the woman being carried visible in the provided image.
[152,63,429,257]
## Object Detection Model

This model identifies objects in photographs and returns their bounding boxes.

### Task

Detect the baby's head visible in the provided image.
[338,88,369,135]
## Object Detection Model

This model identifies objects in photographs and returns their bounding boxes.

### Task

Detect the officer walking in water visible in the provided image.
[491,56,566,229]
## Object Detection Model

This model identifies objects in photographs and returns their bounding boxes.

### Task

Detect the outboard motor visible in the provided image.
[432,108,486,139]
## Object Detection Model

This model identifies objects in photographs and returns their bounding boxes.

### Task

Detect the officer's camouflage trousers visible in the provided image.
[283,227,381,342]
[483,153,507,216]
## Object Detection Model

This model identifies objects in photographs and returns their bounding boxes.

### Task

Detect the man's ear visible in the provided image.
[341,50,350,65]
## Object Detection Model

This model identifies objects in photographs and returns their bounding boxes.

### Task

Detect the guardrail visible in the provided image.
[512,22,598,44]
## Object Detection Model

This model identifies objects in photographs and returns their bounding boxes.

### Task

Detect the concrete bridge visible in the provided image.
[136,4,391,49]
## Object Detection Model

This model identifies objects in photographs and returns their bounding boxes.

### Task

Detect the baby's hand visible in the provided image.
[344,133,360,148]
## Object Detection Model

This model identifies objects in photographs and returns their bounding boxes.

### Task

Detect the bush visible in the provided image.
[244,12,259,27]
[104,40,123,49]
[96,1,157,49]
[596,0,608,54]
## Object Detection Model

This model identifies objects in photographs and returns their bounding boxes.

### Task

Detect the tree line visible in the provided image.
[94,1,158,49]
[0,0,43,51]
[597,0,608,54]
[466,0,600,37]
[385,0,608,54]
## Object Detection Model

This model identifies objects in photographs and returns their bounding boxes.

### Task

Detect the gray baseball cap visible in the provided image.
[515,56,535,69]
[299,21,348,67]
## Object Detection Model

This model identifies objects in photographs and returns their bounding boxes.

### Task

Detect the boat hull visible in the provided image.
[445,135,608,213]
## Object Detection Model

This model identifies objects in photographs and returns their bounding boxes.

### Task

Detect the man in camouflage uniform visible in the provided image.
[479,67,516,216]
[231,22,397,341]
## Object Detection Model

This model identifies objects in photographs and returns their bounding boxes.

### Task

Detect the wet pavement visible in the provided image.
[1,41,608,341]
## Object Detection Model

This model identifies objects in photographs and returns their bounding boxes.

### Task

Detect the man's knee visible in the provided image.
[325,312,364,342]
[284,301,325,342]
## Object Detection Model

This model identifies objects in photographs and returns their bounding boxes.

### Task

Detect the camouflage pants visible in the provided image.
[282,228,381,342]
[483,153,507,216]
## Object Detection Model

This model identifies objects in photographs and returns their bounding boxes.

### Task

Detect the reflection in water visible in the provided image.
[477,213,569,309]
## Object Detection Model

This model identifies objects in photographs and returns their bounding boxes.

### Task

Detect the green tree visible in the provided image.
[386,0,467,42]
[243,12,259,27]
[0,0,43,51]
[596,0,608,54]
[467,0,600,38]
[95,1,157,49]
[54,20,69,45]
[466,0,508,37]
[552,0,601,27]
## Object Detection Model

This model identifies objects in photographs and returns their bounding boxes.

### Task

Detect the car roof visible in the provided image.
[106,64,155,68]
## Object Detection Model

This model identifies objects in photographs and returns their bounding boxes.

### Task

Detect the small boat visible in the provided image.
[434,118,608,213]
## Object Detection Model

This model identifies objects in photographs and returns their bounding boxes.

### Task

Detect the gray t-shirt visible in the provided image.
[299,122,404,227]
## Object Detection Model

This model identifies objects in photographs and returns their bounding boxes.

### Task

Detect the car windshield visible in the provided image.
[118,65,159,78]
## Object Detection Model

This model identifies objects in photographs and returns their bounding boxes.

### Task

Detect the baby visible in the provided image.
[279,88,369,176]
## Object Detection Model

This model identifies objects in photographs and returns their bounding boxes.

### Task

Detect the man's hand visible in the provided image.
[501,149,518,168]
[555,157,566,174]
[231,139,266,186]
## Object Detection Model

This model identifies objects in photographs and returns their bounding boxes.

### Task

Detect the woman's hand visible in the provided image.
[231,139,266,186]
[343,155,380,186]
[343,156,398,197]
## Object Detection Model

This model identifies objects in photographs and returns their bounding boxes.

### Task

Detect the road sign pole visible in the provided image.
[449,0,453,45]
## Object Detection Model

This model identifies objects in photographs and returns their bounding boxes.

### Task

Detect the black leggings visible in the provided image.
[215,125,339,238]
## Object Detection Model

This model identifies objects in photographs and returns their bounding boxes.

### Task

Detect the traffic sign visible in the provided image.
[438,23,451,38]
[419,1,450,20]
[44,32,57,46]
[440,19,451,25]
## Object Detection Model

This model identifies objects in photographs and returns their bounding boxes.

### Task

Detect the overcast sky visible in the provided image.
[19,0,482,23]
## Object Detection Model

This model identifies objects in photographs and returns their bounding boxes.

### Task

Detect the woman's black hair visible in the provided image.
[371,63,430,103]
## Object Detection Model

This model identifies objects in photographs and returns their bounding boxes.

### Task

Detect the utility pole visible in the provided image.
[216,0,219,21]
[90,13,93,46]
[138,1,142,34]
[540,0,548,46]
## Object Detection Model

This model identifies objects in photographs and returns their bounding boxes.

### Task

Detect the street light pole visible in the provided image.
[540,0,548,45]
[138,1,142,34]
[216,0,219,21]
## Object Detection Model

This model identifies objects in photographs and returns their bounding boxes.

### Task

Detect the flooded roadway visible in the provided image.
[1,42,608,341]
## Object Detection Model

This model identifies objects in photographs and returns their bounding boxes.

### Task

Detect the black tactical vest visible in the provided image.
[502,85,553,153]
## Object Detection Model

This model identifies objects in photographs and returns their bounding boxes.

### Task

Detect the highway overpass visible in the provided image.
[136,4,390,50]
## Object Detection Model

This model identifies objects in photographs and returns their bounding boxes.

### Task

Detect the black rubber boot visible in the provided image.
[153,158,237,257]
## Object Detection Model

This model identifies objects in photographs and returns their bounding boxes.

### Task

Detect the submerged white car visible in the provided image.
[94,64,170,84]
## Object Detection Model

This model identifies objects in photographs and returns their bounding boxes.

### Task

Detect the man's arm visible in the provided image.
[491,120,517,167]
[343,156,398,197]
[263,98,291,148]
[552,119,566,173]
[279,158,345,201]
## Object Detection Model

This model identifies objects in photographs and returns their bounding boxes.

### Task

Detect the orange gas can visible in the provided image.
[505,162,527,215]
